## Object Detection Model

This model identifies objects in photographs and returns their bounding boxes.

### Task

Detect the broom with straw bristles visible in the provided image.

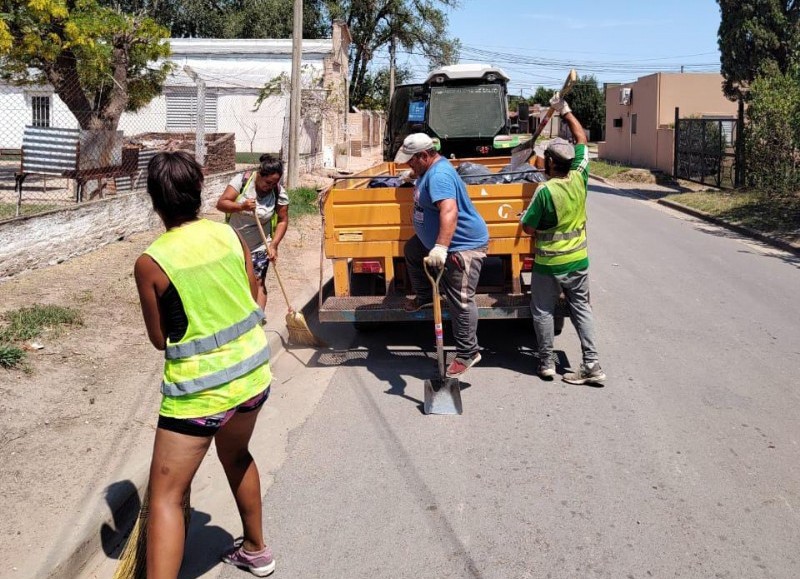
[112,487,191,579]
[253,208,326,347]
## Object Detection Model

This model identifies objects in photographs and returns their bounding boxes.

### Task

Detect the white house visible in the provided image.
[0,22,350,165]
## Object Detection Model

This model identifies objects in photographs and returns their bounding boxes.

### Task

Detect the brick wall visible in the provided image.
[0,170,237,280]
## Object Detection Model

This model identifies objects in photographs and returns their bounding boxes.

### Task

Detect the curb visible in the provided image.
[657,198,800,257]
[589,174,800,257]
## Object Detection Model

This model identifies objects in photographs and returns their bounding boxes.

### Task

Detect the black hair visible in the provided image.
[146,151,204,221]
[258,153,283,177]
[545,151,572,175]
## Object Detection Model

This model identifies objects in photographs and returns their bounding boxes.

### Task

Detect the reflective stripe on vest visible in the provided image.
[165,309,265,360]
[536,239,588,257]
[535,224,585,242]
[161,341,271,396]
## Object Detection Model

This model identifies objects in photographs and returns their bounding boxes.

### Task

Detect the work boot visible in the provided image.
[537,356,556,380]
[563,362,606,386]
[403,296,433,313]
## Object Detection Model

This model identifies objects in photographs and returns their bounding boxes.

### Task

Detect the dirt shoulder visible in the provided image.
[0,210,329,579]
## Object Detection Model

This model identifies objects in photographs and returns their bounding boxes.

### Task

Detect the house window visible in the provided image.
[166,88,218,132]
[31,96,51,127]
[613,117,623,128]
[631,114,638,135]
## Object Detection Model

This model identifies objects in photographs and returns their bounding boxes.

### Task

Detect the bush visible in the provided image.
[288,187,320,217]
[745,67,800,196]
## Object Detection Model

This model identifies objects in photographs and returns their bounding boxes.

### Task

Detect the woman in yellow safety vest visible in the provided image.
[135,151,276,577]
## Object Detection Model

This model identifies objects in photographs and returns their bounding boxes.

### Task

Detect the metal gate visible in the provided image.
[673,107,744,189]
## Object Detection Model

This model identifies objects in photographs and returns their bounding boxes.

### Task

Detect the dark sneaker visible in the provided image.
[537,358,556,380]
[563,362,606,386]
[446,352,482,378]
[221,539,276,577]
[403,296,433,312]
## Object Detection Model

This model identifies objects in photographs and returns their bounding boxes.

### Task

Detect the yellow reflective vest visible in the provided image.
[534,170,589,268]
[144,219,271,418]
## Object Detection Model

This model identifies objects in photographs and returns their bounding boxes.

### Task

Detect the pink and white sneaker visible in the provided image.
[221,538,276,577]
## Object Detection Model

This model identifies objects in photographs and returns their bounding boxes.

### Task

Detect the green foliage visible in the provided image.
[0,304,83,343]
[0,0,172,130]
[744,66,800,195]
[288,186,320,216]
[0,344,25,369]
[564,75,605,141]
[591,159,632,179]
[324,0,461,108]
[532,86,555,105]
[98,0,329,39]
[717,0,800,101]
[0,304,82,370]
[359,66,412,111]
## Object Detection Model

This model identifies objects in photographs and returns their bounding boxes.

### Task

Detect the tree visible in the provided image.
[359,66,412,111]
[98,0,329,39]
[531,86,555,106]
[744,64,800,194]
[323,0,461,108]
[564,75,605,142]
[0,0,172,131]
[717,0,800,101]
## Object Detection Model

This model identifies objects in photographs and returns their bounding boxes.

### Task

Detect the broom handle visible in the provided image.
[252,209,294,313]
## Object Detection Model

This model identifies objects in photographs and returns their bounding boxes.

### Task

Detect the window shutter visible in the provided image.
[166,88,218,132]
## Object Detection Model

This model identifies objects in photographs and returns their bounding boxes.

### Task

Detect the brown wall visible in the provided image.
[598,73,737,173]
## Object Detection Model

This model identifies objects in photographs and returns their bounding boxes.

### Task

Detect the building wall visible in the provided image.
[0,171,236,280]
[599,73,737,172]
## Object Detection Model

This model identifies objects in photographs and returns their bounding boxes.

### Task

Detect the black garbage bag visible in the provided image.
[498,163,546,184]
[456,162,499,185]
[367,176,413,188]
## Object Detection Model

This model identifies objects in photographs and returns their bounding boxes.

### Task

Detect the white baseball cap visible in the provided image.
[394,133,435,163]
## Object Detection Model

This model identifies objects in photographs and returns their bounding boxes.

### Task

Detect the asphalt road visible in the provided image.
[216,181,800,579]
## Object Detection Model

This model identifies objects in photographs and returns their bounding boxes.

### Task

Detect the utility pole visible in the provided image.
[389,33,396,98]
[287,0,302,189]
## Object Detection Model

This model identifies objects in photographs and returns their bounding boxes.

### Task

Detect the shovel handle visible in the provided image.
[424,258,447,377]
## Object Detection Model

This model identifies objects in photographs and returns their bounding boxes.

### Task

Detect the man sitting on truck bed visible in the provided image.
[520,94,605,386]
[396,133,489,379]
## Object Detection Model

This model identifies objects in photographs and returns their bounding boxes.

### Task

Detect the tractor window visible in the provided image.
[428,85,505,139]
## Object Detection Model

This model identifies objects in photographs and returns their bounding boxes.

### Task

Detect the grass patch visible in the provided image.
[591,159,633,179]
[0,304,83,369]
[665,190,800,236]
[0,202,62,221]
[288,187,321,217]
[235,152,275,165]
[0,344,26,369]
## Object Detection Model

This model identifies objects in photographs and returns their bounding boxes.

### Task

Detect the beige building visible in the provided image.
[599,73,737,173]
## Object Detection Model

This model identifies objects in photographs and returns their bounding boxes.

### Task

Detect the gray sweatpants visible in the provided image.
[530,268,599,365]
[404,235,486,358]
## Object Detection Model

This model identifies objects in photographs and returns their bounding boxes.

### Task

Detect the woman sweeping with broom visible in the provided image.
[133,151,276,578]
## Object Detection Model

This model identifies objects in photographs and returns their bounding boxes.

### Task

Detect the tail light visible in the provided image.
[522,256,534,271]
[352,260,383,274]
[476,145,490,155]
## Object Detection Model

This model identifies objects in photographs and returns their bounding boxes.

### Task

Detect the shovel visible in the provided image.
[509,69,578,169]
[422,258,463,415]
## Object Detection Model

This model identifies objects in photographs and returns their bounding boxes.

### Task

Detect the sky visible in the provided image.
[389,0,723,95]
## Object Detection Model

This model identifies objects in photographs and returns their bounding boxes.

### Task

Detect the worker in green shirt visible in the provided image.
[520,93,605,386]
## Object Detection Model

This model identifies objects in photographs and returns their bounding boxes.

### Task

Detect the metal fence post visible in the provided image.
[184,66,207,166]
[673,107,679,178]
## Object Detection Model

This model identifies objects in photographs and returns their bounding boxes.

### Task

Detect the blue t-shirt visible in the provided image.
[413,158,489,251]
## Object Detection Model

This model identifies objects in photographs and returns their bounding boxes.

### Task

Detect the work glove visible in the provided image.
[425,244,448,268]
[549,91,572,116]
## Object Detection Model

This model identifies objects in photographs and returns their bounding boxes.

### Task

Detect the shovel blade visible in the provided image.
[423,377,463,415]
